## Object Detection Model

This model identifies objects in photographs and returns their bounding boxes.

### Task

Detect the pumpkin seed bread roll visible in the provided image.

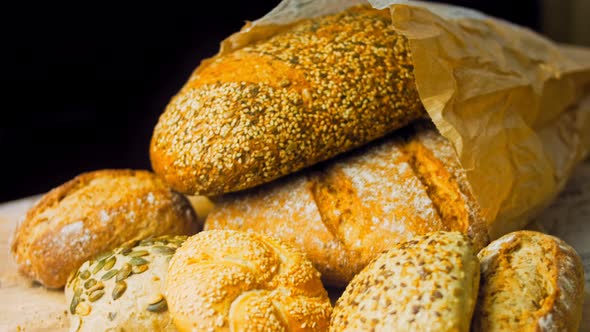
[330,231,480,331]
[11,169,198,288]
[65,236,187,332]
[473,231,585,332]
[165,230,332,332]
[150,6,425,196]
[205,122,488,286]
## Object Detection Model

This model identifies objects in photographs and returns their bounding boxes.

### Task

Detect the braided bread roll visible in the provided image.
[150,6,425,196]
[205,122,488,286]
[165,230,332,332]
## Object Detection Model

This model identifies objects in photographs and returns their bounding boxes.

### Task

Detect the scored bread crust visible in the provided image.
[329,231,480,331]
[10,169,198,288]
[205,122,488,286]
[165,230,332,332]
[473,230,585,332]
[150,6,425,196]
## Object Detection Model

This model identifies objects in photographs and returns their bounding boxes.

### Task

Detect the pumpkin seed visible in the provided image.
[116,263,132,282]
[153,246,175,255]
[132,264,148,274]
[75,301,91,316]
[128,250,149,257]
[129,257,148,266]
[101,269,118,281]
[92,259,106,274]
[87,281,104,293]
[74,286,83,297]
[112,281,127,300]
[103,256,117,271]
[88,290,105,302]
[95,250,113,261]
[120,248,132,256]
[84,279,97,289]
[147,297,168,313]
[79,270,91,280]
[70,295,80,314]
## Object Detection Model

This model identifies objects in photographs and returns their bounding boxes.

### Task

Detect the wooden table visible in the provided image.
[2,161,590,331]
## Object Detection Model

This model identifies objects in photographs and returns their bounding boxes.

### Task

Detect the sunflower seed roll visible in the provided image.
[150,6,425,196]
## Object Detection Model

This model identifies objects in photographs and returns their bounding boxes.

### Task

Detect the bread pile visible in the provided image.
[9,5,586,331]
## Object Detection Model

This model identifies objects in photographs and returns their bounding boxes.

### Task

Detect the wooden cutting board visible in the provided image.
[2,161,590,331]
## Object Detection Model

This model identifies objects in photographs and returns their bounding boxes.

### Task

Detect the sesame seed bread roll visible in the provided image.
[150,6,425,196]
[65,235,187,332]
[330,231,480,331]
[205,122,488,286]
[165,230,332,332]
[11,169,198,288]
[473,231,585,332]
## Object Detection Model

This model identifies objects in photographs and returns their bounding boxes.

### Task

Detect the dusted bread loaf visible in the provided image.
[166,230,332,332]
[473,231,585,332]
[150,6,425,196]
[330,231,480,331]
[11,169,198,288]
[66,235,187,332]
[205,122,488,286]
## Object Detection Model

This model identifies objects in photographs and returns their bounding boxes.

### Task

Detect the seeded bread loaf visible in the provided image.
[166,230,332,332]
[205,122,488,286]
[11,169,198,288]
[473,231,585,332]
[150,6,425,196]
[330,231,480,331]
[65,235,187,332]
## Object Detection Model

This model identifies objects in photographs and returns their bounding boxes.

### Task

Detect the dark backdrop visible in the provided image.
[1,1,540,202]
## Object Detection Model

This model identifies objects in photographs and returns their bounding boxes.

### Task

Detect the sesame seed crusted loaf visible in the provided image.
[165,230,332,332]
[329,231,480,331]
[10,169,199,288]
[65,235,187,332]
[150,5,425,196]
[473,231,585,332]
[205,122,488,286]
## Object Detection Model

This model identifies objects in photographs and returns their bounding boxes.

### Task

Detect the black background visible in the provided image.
[2,1,540,202]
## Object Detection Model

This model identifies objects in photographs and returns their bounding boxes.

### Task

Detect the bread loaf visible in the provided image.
[150,6,425,196]
[11,169,198,288]
[330,231,480,331]
[205,122,488,286]
[473,231,585,332]
[165,230,332,332]
[65,235,187,332]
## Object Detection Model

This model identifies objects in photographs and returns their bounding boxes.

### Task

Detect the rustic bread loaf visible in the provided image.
[11,169,198,288]
[150,6,425,196]
[65,235,187,332]
[330,231,480,331]
[205,122,488,286]
[473,231,585,332]
[165,230,332,332]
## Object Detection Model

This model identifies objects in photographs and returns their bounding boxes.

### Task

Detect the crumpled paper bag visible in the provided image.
[206,0,590,239]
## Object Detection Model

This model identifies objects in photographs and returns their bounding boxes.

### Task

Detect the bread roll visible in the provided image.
[150,6,425,196]
[65,235,187,332]
[473,231,585,332]
[11,169,198,288]
[205,122,488,286]
[165,230,332,332]
[330,231,480,331]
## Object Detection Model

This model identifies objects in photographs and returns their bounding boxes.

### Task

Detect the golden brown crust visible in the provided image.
[165,230,332,332]
[473,231,585,332]
[329,231,480,331]
[205,122,488,286]
[150,6,425,196]
[10,169,198,288]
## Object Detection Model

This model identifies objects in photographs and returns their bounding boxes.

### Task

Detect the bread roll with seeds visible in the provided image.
[473,231,585,332]
[205,122,488,286]
[330,231,480,331]
[165,230,332,332]
[11,169,198,288]
[65,235,186,331]
[150,6,425,196]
